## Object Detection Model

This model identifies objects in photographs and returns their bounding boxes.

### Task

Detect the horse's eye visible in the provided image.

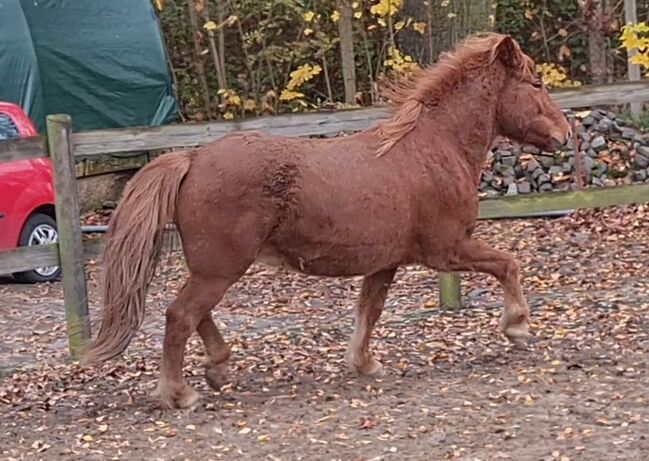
[532,81,543,89]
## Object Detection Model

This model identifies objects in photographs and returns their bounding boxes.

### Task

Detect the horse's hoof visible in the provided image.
[158,383,200,410]
[205,361,229,391]
[503,323,531,350]
[360,358,385,377]
[507,335,529,350]
[347,354,384,377]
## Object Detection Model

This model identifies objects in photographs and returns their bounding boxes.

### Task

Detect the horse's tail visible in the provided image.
[81,151,192,365]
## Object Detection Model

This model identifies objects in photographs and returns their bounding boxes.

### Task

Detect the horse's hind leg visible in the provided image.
[346,268,397,376]
[196,315,231,390]
[157,275,236,409]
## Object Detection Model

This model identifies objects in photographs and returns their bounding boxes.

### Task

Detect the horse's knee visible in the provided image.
[205,358,230,391]
[498,256,520,282]
[164,305,195,340]
[210,345,231,365]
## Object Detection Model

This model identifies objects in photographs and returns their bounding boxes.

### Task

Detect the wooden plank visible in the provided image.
[70,81,649,157]
[72,107,392,156]
[551,80,649,109]
[0,136,48,165]
[0,239,103,275]
[438,272,462,309]
[0,244,60,274]
[47,114,91,358]
[83,152,149,177]
[478,183,649,219]
[75,158,86,178]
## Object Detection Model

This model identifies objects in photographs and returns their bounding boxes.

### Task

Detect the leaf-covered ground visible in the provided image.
[1,206,648,461]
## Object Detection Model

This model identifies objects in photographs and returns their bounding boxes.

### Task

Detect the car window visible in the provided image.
[0,113,20,141]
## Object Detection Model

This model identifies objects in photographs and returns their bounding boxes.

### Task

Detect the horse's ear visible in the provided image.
[493,35,521,69]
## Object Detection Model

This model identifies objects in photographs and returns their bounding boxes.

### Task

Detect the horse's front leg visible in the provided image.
[440,238,530,347]
[346,268,397,376]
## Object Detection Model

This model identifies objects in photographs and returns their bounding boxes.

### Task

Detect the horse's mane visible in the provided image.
[376,32,534,157]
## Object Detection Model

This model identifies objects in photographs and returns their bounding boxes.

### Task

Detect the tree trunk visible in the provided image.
[199,3,228,89]
[216,0,226,76]
[338,0,357,104]
[398,0,494,65]
[186,0,213,118]
[580,0,607,84]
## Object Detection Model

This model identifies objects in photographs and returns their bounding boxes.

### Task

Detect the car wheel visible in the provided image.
[13,213,62,283]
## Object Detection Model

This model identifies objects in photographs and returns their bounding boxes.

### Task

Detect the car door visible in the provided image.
[0,112,23,246]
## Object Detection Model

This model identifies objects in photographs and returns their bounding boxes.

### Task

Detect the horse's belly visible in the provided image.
[256,237,404,277]
[259,177,412,276]
[255,246,303,273]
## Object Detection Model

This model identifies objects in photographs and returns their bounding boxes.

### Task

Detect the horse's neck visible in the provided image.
[413,76,500,181]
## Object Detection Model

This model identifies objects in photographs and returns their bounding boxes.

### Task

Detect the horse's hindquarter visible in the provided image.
[176,135,282,276]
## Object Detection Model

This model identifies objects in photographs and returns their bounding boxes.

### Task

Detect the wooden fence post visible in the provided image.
[438,272,461,309]
[47,114,91,359]
[625,0,642,116]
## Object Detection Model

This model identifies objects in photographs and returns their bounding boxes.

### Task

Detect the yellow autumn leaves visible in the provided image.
[217,89,257,120]
[537,21,649,86]
[621,22,649,73]
[297,0,424,91]
[384,47,419,74]
[535,63,582,88]
[279,64,323,104]
[203,15,238,31]
[193,0,428,117]
[369,0,402,17]
[302,2,425,34]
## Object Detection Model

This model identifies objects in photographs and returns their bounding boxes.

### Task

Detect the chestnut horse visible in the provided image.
[83,33,570,409]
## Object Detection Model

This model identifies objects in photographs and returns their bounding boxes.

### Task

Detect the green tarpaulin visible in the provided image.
[0,0,178,133]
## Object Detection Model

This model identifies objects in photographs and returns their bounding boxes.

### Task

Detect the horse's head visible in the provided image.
[493,36,570,152]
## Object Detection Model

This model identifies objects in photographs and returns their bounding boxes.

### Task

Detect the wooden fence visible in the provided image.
[2,80,649,358]
[0,115,91,358]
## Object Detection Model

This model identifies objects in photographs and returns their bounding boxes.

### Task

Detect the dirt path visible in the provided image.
[1,207,648,460]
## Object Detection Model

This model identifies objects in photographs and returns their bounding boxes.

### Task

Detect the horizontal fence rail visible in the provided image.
[3,80,649,165]
[478,182,649,219]
[73,107,392,156]
[0,244,61,274]
[0,240,102,276]
[2,183,648,276]
[68,80,649,156]
[0,136,49,164]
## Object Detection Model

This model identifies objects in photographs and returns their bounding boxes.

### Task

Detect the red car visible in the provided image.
[0,102,60,283]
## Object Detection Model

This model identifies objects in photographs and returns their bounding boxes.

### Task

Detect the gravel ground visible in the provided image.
[1,206,648,461]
